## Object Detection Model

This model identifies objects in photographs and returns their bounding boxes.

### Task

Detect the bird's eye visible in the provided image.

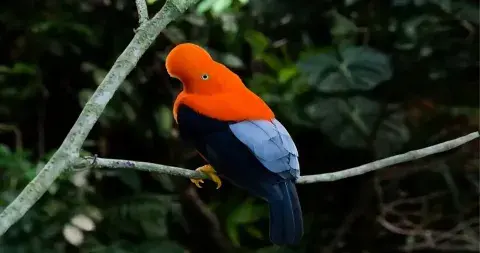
[201,74,209,80]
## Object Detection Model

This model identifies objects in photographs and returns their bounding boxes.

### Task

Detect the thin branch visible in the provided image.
[181,185,235,252]
[377,193,479,252]
[135,0,149,25]
[297,131,478,184]
[0,0,201,237]
[79,132,479,184]
[77,157,205,179]
[0,123,23,152]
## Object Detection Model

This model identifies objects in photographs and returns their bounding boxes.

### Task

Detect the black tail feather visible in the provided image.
[268,180,303,245]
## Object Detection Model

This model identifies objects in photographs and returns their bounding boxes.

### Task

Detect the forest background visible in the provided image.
[0,0,478,252]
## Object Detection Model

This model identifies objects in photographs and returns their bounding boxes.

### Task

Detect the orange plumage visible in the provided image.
[166,43,274,122]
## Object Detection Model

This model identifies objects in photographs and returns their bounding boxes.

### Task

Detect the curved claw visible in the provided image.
[190,164,222,189]
[191,179,204,188]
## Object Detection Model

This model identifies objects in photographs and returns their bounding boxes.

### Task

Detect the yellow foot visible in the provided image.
[190,164,222,189]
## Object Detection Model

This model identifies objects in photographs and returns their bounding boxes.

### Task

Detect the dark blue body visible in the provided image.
[176,104,303,245]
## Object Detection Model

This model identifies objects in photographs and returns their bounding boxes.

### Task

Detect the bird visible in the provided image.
[165,42,303,245]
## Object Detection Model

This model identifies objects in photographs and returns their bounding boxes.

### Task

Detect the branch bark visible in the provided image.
[135,0,149,25]
[77,131,479,184]
[297,131,479,183]
[0,0,200,237]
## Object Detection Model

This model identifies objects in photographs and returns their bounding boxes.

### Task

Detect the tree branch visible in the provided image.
[297,131,479,184]
[77,156,205,179]
[135,0,149,25]
[78,132,479,184]
[0,0,200,237]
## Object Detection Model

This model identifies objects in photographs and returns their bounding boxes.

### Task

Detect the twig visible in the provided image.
[376,172,479,252]
[0,0,201,237]
[135,0,149,25]
[377,206,479,252]
[0,123,23,152]
[297,132,478,184]
[77,157,206,179]
[78,132,479,184]
[181,185,234,252]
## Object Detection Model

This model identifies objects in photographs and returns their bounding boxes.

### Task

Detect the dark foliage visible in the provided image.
[0,0,478,252]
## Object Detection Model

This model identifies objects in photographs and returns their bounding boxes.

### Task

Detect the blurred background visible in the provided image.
[0,0,478,252]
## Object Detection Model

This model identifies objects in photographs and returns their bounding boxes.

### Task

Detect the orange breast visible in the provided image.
[173,90,274,122]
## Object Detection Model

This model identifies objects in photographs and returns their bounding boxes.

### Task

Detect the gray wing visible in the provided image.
[229,119,300,179]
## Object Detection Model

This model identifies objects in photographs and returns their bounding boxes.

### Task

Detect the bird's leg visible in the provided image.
[190,164,222,189]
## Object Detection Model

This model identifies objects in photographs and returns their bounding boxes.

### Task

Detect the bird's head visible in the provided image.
[165,43,244,95]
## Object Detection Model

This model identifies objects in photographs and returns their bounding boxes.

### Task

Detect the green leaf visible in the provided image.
[0,143,11,155]
[452,2,479,24]
[226,222,240,246]
[400,15,441,43]
[329,10,358,39]
[11,63,37,75]
[140,219,168,238]
[30,21,53,33]
[0,66,10,73]
[297,46,392,92]
[196,0,233,15]
[78,89,94,107]
[92,68,107,86]
[117,170,142,192]
[244,30,270,57]
[0,63,36,75]
[153,241,185,253]
[305,97,409,155]
[278,66,298,84]
[196,0,218,13]
[229,201,267,224]
[372,108,411,158]
[221,53,244,68]
[184,14,207,26]
[154,106,173,137]
[122,102,137,122]
[245,225,264,240]
[69,23,96,43]
[226,199,268,246]
[394,0,454,11]
[260,53,283,71]
[211,0,233,15]
[248,72,276,90]
[305,97,370,147]
[220,12,238,33]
